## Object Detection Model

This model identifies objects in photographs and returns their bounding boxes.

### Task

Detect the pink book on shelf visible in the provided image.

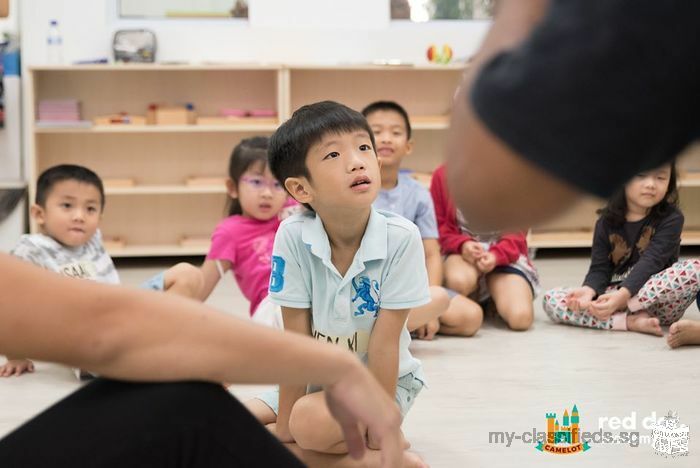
[248,109,277,117]
[220,108,247,117]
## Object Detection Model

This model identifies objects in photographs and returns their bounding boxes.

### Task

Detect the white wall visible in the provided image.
[0,0,18,34]
[19,0,490,65]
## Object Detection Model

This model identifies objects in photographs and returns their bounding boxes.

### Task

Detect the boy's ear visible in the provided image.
[225,178,238,198]
[284,177,313,205]
[30,204,46,226]
[405,138,414,155]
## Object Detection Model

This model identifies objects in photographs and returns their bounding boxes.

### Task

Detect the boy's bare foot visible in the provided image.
[626,311,663,336]
[668,320,700,348]
[404,451,429,468]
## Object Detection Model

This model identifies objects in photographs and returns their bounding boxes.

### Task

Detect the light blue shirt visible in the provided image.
[373,173,438,240]
[269,208,430,378]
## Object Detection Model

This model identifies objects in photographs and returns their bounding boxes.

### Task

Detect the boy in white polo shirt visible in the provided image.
[246,101,430,466]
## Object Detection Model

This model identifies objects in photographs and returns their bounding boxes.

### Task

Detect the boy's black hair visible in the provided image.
[227,136,270,216]
[361,100,412,139]
[597,161,679,228]
[268,101,376,210]
[35,164,105,209]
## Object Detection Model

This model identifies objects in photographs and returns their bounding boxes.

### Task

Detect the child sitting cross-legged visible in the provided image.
[245,101,429,468]
[0,165,202,379]
[544,161,700,338]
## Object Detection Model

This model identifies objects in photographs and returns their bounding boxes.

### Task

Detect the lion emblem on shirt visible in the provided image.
[352,276,380,317]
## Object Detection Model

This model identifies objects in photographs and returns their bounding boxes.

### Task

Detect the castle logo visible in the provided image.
[535,405,591,455]
[651,411,690,458]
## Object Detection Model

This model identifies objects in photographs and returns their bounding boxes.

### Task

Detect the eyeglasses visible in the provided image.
[240,176,285,192]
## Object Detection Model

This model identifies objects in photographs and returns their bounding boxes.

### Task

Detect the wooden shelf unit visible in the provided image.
[28,64,697,256]
[26,63,464,257]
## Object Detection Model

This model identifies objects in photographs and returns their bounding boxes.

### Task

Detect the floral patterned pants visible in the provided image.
[543,259,700,330]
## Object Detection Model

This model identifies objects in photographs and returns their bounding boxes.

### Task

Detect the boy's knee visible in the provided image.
[448,297,483,336]
[289,398,339,452]
[167,263,204,297]
[430,286,450,312]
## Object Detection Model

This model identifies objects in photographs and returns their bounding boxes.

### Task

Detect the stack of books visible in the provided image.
[36,99,90,127]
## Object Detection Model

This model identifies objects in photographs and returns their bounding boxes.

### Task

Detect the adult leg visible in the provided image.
[487,272,534,331]
[0,379,303,468]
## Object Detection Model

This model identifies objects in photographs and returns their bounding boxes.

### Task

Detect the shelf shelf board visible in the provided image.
[682,230,700,245]
[106,243,209,258]
[104,185,226,195]
[287,63,467,71]
[412,116,449,130]
[529,231,593,248]
[679,173,700,188]
[530,229,700,248]
[29,63,283,72]
[35,123,279,134]
[0,180,26,190]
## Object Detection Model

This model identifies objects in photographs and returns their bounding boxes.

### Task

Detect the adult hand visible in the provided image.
[324,363,403,467]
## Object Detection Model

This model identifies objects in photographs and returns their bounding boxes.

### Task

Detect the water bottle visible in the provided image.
[47,20,63,64]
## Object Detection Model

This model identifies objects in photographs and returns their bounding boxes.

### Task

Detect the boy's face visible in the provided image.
[32,180,103,247]
[286,130,380,211]
[366,110,412,169]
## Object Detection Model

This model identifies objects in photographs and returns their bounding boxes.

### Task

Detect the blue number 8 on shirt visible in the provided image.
[269,255,286,293]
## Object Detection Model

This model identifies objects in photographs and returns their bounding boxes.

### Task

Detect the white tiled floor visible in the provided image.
[1,252,699,467]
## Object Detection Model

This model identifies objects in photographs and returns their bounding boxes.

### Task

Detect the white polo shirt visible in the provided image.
[269,208,430,379]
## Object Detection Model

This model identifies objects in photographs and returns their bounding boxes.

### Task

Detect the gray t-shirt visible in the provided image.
[373,173,438,240]
[11,230,120,285]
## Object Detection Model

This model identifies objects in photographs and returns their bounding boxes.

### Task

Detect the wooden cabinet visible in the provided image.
[26,63,464,257]
[26,64,699,256]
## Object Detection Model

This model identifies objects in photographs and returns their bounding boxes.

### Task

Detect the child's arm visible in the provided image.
[423,239,443,286]
[582,218,614,297]
[197,259,231,301]
[478,232,528,273]
[367,308,409,398]
[277,305,313,442]
[430,166,474,255]
[620,211,684,297]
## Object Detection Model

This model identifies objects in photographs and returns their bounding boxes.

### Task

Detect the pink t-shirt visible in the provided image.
[207,215,280,316]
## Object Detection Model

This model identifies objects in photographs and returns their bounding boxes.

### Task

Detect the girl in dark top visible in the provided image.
[543,162,700,336]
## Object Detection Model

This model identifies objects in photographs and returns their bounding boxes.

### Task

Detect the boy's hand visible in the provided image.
[565,287,596,312]
[476,252,497,273]
[461,241,484,264]
[414,318,440,340]
[0,358,35,377]
[588,288,631,320]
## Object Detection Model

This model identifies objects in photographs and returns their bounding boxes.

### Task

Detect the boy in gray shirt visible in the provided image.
[1,165,202,378]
